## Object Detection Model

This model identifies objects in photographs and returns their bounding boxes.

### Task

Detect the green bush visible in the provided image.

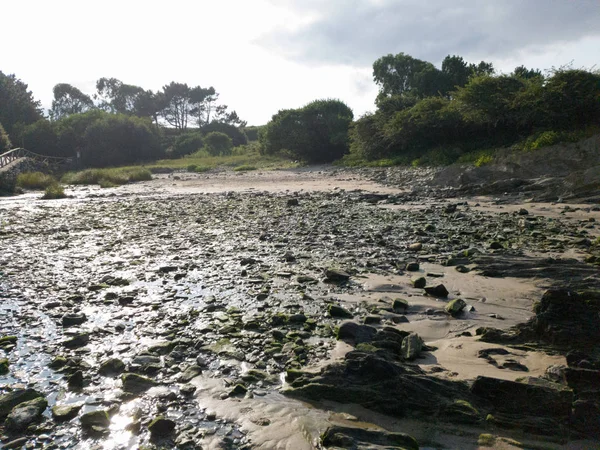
[201,122,247,147]
[16,172,57,189]
[204,132,233,156]
[260,99,353,163]
[42,183,66,199]
[171,133,204,159]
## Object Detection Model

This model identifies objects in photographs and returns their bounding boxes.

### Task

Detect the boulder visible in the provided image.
[425,284,449,298]
[445,299,467,316]
[337,322,377,344]
[0,389,44,419]
[121,373,157,394]
[401,333,423,360]
[321,425,418,450]
[329,304,353,318]
[5,397,48,431]
[325,268,351,283]
[471,376,572,418]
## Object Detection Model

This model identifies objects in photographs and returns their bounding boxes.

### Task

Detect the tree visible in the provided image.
[373,53,439,101]
[80,113,162,167]
[95,77,147,115]
[19,120,65,157]
[513,65,544,80]
[0,71,43,136]
[51,83,95,120]
[204,132,233,156]
[0,122,11,152]
[160,82,197,130]
[441,55,471,91]
[260,99,354,163]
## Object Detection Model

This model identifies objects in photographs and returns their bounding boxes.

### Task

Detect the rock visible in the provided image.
[99,358,125,376]
[518,208,529,215]
[67,370,84,389]
[61,313,87,327]
[321,425,419,450]
[411,276,426,289]
[405,262,420,271]
[392,298,409,312]
[0,389,45,419]
[228,384,248,397]
[286,198,299,207]
[148,416,176,437]
[121,373,158,394]
[325,268,351,283]
[62,333,90,348]
[408,242,422,251]
[285,351,474,419]
[401,333,423,360]
[337,322,377,344]
[80,409,110,429]
[455,265,470,273]
[442,400,481,424]
[2,437,29,449]
[489,241,503,250]
[52,403,82,421]
[424,284,449,298]
[445,299,467,316]
[178,365,202,382]
[0,357,9,374]
[364,315,382,325]
[49,356,68,369]
[471,376,573,418]
[5,397,48,431]
[572,400,600,437]
[328,304,353,318]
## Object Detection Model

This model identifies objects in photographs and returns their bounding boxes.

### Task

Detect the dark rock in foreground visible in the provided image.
[321,425,419,450]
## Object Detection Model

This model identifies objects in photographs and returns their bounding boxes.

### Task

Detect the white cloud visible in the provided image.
[2,0,599,125]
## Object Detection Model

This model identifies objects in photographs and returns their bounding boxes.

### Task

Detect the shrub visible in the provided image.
[171,133,204,159]
[204,132,233,156]
[233,165,257,172]
[16,171,57,189]
[260,99,353,163]
[42,183,66,199]
[201,122,247,147]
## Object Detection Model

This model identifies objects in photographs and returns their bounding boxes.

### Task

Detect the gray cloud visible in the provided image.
[257,0,600,67]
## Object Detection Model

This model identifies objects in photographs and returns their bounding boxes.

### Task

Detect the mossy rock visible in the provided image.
[121,373,157,394]
[445,298,467,316]
[442,399,481,424]
[411,277,426,289]
[80,409,110,429]
[52,403,82,421]
[5,397,48,431]
[148,416,176,437]
[328,304,353,318]
[0,358,9,375]
[0,389,45,419]
[392,298,409,312]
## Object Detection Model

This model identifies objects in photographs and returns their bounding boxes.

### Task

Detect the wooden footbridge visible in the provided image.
[0,148,73,173]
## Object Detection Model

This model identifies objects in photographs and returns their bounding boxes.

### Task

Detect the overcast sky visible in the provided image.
[3,0,600,125]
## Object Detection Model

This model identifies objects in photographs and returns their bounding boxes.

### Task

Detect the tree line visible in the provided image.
[0,72,248,167]
[2,54,600,168]
[260,53,600,164]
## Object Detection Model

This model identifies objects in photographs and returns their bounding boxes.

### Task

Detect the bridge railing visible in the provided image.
[0,148,73,169]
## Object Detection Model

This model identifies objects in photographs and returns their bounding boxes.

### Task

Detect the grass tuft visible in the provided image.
[233,165,257,172]
[16,172,57,190]
[42,183,67,200]
[61,168,152,186]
